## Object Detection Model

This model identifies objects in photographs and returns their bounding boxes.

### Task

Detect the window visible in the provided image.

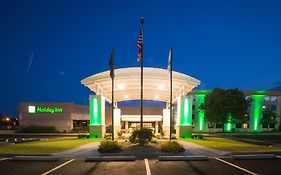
[271,96,277,101]
[264,96,270,101]
[271,105,277,111]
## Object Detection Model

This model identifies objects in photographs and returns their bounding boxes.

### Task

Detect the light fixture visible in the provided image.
[158,84,164,90]
[155,95,159,99]
[118,84,124,90]
[124,95,129,99]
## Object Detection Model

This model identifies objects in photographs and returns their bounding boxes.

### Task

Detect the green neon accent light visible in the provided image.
[28,106,63,113]
[224,114,233,132]
[180,97,192,126]
[89,96,101,125]
[250,95,264,131]
[195,94,205,131]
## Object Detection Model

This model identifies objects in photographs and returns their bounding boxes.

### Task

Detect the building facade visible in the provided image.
[18,90,281,134]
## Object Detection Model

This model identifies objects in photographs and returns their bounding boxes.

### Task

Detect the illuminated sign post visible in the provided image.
[28,106,63,113]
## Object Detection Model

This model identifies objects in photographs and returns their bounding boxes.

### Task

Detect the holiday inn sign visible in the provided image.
[28,106,63,113]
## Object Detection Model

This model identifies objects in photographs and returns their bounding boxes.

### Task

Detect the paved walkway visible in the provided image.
[51,142,100,158]
[52,140,230,158]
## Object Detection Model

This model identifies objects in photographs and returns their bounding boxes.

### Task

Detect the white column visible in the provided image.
[125,121,129,131]
[162,109,170,138]
[101,96,106,126]
[114,108,121,138]
[176,96,182,138]
[155,121,159,134]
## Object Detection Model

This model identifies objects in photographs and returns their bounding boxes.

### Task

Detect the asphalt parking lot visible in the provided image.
[1,157,281,175]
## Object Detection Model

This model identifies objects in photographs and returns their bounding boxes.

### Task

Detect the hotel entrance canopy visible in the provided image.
[81,67,200,103]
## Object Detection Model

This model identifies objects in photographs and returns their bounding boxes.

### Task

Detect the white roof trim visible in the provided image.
[81,67,200,103]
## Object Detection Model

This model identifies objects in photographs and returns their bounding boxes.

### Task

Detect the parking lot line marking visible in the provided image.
[144,159,151,175]
[0,158,11,161]
[215,158,259,175]
[40,159,75,175]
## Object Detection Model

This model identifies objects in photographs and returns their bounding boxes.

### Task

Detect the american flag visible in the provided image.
[137,29,143,62]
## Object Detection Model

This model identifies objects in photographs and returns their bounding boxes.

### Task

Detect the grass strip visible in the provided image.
[183,137,281,152]
[0,137,102,154]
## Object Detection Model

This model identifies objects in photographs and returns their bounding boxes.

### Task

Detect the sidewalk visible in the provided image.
[51,142,100,158]
[51,140,230,158]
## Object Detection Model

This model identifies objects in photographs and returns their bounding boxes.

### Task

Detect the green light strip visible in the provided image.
[250,95,264,131]
[180,97,192,126]
[195,94,205,131]
[89,96,101,125]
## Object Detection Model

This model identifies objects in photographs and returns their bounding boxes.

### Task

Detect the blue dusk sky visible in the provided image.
[1,0,281,117]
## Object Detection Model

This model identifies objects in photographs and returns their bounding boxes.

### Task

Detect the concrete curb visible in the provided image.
[13,156,59,162]
[159,155,209,161]
[232,154,277,160]
[85,156,136,162]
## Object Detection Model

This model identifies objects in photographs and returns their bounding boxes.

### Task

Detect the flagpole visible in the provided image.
[140,17,144,128]
[111,48,115,141]
[169,48,173,140]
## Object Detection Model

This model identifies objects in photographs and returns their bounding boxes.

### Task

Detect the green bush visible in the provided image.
[22,125,56,133]
[78,133,89,138]
[160,141,185,153]
[98,141,122,153]
[104,133,112,140]
[191,134,204,139]
[129,128,153,145]
[151,138,157,143]
[171,134,177,139]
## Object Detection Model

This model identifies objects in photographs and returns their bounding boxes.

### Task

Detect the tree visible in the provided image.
[261,109,277,132]
[200,88,251,131]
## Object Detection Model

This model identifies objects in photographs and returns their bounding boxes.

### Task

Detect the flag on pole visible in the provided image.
[137,29,143,62]
[167,49,172,71]
[108,48,114,79]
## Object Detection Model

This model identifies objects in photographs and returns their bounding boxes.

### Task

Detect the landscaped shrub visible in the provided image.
[104,133,112,140]
[129,128,153,145]
[78,133,90,138]
[154,133,161,139]
[191,134,204,139]
[171,134,177,139]
[22,125,56,133]
[98,141,122,153]
[117,130,122,136]
[160,141,185,153]
[151,138,157,143]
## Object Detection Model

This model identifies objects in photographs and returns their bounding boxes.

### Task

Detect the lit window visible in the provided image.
[264,96,270,101]
[271,96,277,101]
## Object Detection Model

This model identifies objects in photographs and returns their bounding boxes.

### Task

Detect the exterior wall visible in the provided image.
[19,103,165,132]
[19,103,89,132]
[19,90,281,133]
[104,106,164,126]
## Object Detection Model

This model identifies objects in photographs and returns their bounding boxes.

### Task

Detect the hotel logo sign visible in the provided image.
[28,106,63,113]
